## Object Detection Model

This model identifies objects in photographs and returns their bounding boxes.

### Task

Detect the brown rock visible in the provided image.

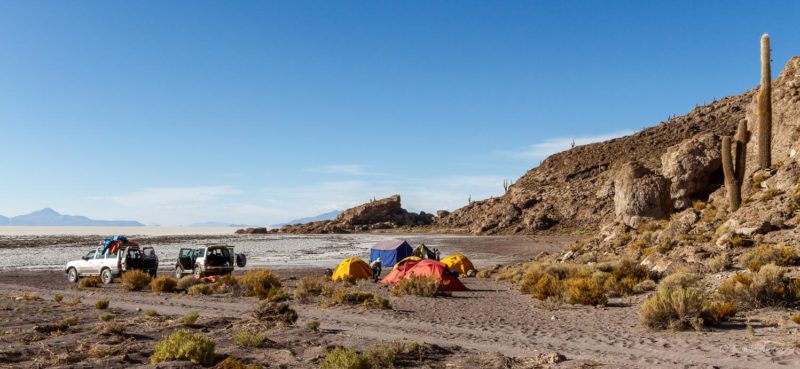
[613,161,672,228]
[660,133,722,209]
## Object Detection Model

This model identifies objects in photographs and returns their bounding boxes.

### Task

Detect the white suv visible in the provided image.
[65,245,159,284]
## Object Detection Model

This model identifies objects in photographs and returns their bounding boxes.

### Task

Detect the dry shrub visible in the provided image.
[608,259,649,294]
[14,292,40,300]
[55,316,79,331]
[188,284,212,296]
[324,287,391,309]
[476,270,492,278]
[692,200,707,211]
[390,275,451,297]
[702,301,737,325]
[717,264,797,309]
[265,286,290,302]
[150,329,215,365]
[658,271,701,291]
[633,279,657,293]
[144,309,158,317]
[294,276,325,300]
[740,244,799,268]
[215,356,261,369]
[94,300,109,310]
[233,329,266,348]
[121,270,151,291]
[640,287,705,331]
[53,294,63,303]
[151,276,178,293]
[701,205,718,223]
[78,276,101,290]
[180,310,199,325]
[363,341,405,369]
[320,347,368,369]
[98,312,115,322]
[708,253,729,272]
[238,269,282,299]
[177,276,202,291]
[793,313,800,325]
[564,277,608,306]
[213,274,241,295]
[252,301,298,325]
[305,320,320,331]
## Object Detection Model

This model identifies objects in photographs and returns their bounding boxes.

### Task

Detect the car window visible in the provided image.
[106,251,117,259]
[143,247,156,256]
[197,249,205,257]
[85,250,96,259]
[180,249,193,257]
[128,249,141,259]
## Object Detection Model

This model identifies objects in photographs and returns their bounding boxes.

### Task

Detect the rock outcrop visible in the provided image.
[273,195,433,234]
[613,161,672,228]
[660,133,723,210]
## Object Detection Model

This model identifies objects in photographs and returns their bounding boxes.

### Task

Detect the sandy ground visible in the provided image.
[1,235,798,368]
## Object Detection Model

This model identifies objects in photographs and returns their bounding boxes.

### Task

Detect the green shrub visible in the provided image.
[320,348,368,369]
[99,312,115,322]
[53,294,63,303]
[252,301,298,325]
[78,276,102,290]
[187,283,212,296]
[150,329,215,365]
[233,329,266,348]
[390,275,451,297]
[180,310,199,325]
[305,320,320,331]
[266,286,290,302]
[640,287,705,331]
[121,270,152,291]
[151,276,178,293]
[238,269,282,299]
[176,276,202,291]
[740,244,799,268]
[95,299,109,309]
[564,277,608,306]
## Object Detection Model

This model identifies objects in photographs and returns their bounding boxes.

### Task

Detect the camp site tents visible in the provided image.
[441,253,476,276]
[381,259,468,291]
[370,240,413,268]
[332,257,372,282]
[393,256,422,270]
[413,244,435,259]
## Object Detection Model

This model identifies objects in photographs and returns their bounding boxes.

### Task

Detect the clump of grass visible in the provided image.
[144,309,158,317]
[633,279,657,293]
[98,312,115,322]
[320,347,368,369]
[233,329,266,348]
[176,276,202,291]
[305,320,320,331]
[701,205,718,223]
[658,271,701,291]
[187,283,212,296]
[53,294,63,303]
[761,188,780,201]
[717,264,798,309]
[55,316,79,331]
[740,244,799,268]
[702,301,737,325]
[94,299,109,310]
[78,276,102,290]
[265,285,290,302]
[238,269,282,299]
[564,277,608,306]
[731,235,745,248]
[692,200,707,211]
[640,287,705,331]
[323,287,391,309]
[390,275,451,297]
[151,276,178,293]
[121,270,152,291]
[252,301,298,325]
[363,342,406,368]
[792,313,800,325]
[150,329,215,365]
[215,356,261,369]
[708,253,729,272]
[180,310,200,325]
[294,276,326,301]
[212,274,241,295]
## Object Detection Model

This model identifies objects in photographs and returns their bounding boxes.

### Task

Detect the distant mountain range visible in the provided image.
[0,208,143,226]
[270,210,342,228]
[188,221,254,228]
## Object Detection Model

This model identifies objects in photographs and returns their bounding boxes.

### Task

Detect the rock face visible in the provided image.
[273,195,433,234]
[660,133,723,209]
[613,161,672,228]
[235,227,268,234]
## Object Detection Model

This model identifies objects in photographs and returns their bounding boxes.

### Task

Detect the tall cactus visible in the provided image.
[722,120,750,211]
[757,33,772,169]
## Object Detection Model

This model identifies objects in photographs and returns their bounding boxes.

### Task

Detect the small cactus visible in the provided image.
[757,33,772,169]
[722,120,750,211]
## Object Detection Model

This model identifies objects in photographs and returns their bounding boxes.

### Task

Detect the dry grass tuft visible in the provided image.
[98,312,115,322]
[702,301,737,325]
[740,244,799,268]
[78,276,102,290]
[121,270,152,291]
[151,276,178,293]
[320,347,368,369]
[212,274,241,295]
[717,264,798,309]
[640,287,705,331]
[390,275,451,297]
[252,301,298,325]
[323,287,391,309]
[94,299,109,310]
[233,329,266,348]
[238,269,282,299]
[294,276,326,301]
[150,329,215,365]
[176,276,202,291]
[564,277,608,306]
[187,283,212,296]
[180,310,200,325]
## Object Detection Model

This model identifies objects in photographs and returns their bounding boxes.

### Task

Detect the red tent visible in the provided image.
[380,259,468,291]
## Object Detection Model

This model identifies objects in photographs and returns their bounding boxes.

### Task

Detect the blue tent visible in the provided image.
[370,240,413,268]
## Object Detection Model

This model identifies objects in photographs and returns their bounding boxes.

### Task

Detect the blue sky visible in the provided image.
[1,1,798,225]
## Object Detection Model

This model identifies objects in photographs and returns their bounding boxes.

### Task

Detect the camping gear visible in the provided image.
[100,235,129,255]
[441,253,476,276]
[393,256,422,270]
[370,240,414,268]
[380,259,468,291]
[331,257,373,282]
[413,244,436,259]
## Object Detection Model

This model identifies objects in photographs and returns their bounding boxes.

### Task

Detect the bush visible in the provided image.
[320,347,368,369]
[305,320,320,331]
[793,313,800,325]
[233,329,266,348]
[187,283,212,296]
[79,276,102,290]
[55,316,79,331]
[702,301,737,325]
[363,342,405,368]
[177,276,202,291]
[640,287,705,331]
[144,309,158,317]
[717,263,797,309]
[121,270,152,291]
[564,277,608,306]
[632,279,657,294]
[180,310,199,325]
[213,274,241,295]
[53,294,63,303]
[150,329,215,365]
[265,285,290,302]
[390,275,451,297]
[252,301,298,325]
[95,300,109,309]
[215,357,261,369]
[708,253,729,272]
[294,276,325,300]
[659,271,701,291]
[151,276,178,293]
[99,312,115,322]
[239,269,282,299]
[324,287,391,309]
[740,244,799,268]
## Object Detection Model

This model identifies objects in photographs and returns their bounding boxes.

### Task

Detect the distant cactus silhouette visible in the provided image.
[757,33,772,169]
[722,120,750,211]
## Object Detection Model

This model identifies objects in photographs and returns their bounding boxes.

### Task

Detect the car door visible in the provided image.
[177,248,195,270]
[77,250,97,274]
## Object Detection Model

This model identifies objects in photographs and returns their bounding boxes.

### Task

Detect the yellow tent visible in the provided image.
[441,253,475,275]
[393,256,422,270]
[331,257,372,282]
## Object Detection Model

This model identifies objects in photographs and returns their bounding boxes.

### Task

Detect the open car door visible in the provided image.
[176,248,195,277]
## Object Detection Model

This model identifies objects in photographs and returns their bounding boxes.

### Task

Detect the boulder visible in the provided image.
[660,133,722,209]
[235,227,268,234]
[613,161,672,228]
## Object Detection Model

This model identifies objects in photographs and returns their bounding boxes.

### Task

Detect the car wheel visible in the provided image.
[67,268,79,283]
[193,267,202,278]
[101,268,113,284]
[175,266,184,279]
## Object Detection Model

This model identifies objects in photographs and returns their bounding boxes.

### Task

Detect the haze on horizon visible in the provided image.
[1,0,798,226]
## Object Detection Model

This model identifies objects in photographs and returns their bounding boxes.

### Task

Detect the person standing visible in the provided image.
[370,258,382,283]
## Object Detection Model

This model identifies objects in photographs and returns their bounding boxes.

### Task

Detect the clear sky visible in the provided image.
[1,1,798,225]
